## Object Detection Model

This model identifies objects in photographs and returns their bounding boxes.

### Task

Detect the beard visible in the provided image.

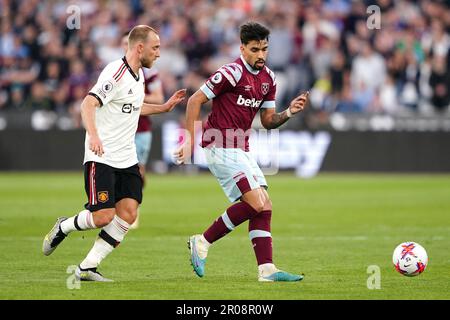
[141,57,153,68]
[252,60,265,70]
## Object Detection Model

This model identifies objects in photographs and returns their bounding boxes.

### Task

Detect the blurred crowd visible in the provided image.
[1,0,449,130]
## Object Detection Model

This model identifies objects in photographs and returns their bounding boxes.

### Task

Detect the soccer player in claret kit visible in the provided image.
[42,25,186,281]
[175,22,309,282]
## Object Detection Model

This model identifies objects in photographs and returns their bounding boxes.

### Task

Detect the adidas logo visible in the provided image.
[128,89,133,94]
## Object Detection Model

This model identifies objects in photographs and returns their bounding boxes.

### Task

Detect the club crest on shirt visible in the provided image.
[211,72,223,84]
[97,191,109,203]
[261,83,269,95]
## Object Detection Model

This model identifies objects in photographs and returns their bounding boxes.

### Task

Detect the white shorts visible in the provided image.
[203,147,268,202]
[135,131,152,166]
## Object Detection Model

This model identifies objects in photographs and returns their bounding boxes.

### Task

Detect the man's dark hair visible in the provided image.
[239,22,270,45]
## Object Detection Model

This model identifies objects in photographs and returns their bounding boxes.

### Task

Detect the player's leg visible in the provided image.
[113,163,142,228]
[76,198,137,282]
[189,147,262,277]
[73,163,121,281]
[245,153,303,282]
[115,197,139,224]
[249,189,303,282]
[247,188,273,276]
[74,207,117,282]
[202,188,263,243]
[131,131,152,229]
[135,131,151,188]
[200,149,267,246]
[42,162,115,256]
[189,196,260,277]
[76,165,142,281]
[98,197,138,251]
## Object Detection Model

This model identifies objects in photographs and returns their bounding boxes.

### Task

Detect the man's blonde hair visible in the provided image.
[128,25,157,48]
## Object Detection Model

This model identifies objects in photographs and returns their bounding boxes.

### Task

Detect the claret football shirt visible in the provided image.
[200,56,276,151]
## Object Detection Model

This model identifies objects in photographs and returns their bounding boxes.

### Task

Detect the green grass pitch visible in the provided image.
[0,172,449,300]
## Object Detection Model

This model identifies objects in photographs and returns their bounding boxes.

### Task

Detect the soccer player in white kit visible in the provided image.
[42,25,186,281]
[121,31,165,229]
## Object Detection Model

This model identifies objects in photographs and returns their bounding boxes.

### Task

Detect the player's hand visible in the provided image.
[288,91,309,115]
[165,89,187,113]
[173,142,191,165]
[89,135,104,157]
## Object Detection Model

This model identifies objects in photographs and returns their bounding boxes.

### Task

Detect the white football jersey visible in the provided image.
[84,57,145,169]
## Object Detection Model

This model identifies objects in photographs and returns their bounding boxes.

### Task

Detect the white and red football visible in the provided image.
[393,242,428,277]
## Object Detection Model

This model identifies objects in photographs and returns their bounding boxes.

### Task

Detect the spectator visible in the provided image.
[0,0,449,125]
[351,41,386,93]
[23,82,53,111]
[429,55,450,112]
[9,85,26,110]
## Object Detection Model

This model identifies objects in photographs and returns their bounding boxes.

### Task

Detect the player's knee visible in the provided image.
[242,192,265,213]
[127,210,138,224]
[263,198,272,211]
[92,209,115,227]
[248,199,265,213]
[117,208,137,225]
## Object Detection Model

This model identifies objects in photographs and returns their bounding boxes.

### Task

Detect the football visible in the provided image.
[393,242,428,277]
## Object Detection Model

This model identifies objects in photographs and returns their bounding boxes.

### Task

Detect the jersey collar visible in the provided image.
[122,56,140,81]
[240,55,260,75]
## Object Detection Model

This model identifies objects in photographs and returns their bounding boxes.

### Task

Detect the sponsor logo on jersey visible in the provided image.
[237,95,262,108]
[97,191,109,203]
[122,103,132,113]
[261,83,269,95]
[128,88,133,94]
[244,85,252,91]
[211,72,223,84]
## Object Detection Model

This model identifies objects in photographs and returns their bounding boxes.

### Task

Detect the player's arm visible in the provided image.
[173,89,209,164]
[186,89,209,150]
[260,91,309,129]
[81,94,103,156]
[140,89,186,115]
[174,64,235,164]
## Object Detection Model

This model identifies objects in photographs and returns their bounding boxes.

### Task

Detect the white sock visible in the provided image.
[258,263,278,277]
[79,216,131,270]
[79,237,114,269]
[60,210,96,235]
[102,215,130,243]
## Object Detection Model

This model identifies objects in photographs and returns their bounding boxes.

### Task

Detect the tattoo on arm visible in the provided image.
[266,110,290,129]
